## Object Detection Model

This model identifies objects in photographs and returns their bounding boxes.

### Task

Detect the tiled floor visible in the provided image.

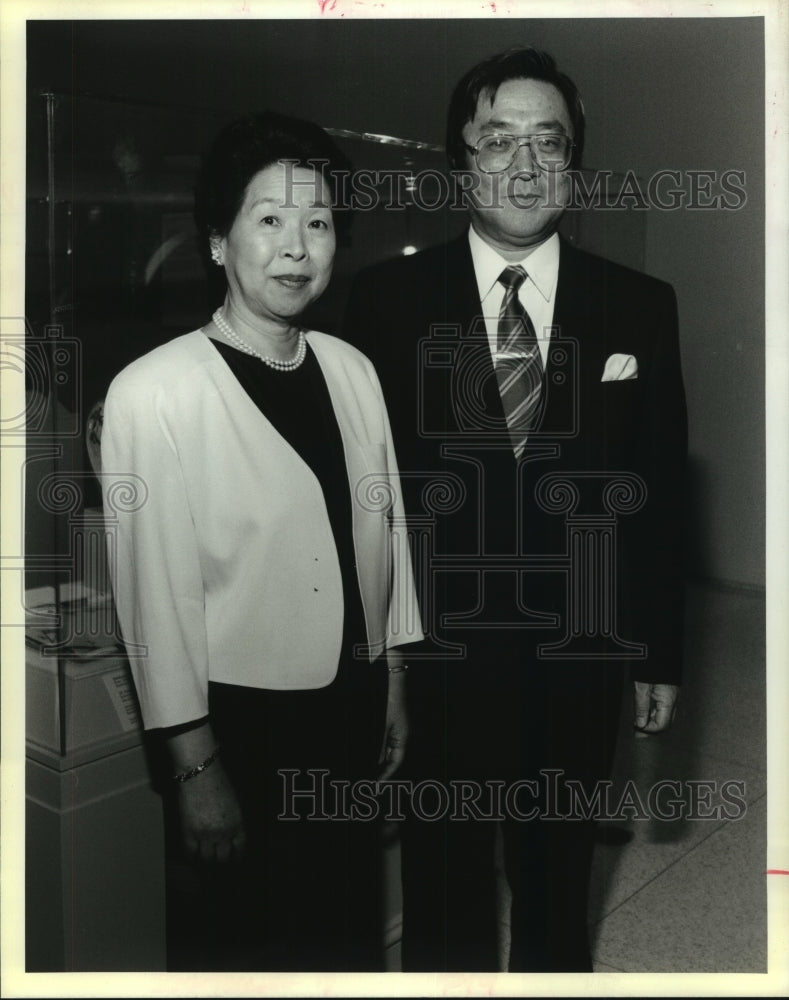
[588,579,766,973]
[385,579,768,973]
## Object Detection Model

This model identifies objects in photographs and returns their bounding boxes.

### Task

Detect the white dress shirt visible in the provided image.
[468,226,560,368]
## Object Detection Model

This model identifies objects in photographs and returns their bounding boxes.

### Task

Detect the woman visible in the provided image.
[100,111,422,971]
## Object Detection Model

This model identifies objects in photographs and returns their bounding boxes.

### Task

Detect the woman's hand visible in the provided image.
[165,718,247,863]
[378,650,409,781]
[176,762,247,863]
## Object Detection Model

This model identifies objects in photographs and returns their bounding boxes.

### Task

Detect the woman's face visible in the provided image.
[219,163,336,326]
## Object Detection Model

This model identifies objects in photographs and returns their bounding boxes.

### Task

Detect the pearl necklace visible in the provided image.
[212,308,307,372]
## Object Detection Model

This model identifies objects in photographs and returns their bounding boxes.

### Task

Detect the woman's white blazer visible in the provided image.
[101,329,423,730]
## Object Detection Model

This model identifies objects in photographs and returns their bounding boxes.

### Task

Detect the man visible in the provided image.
[343,47,686,972]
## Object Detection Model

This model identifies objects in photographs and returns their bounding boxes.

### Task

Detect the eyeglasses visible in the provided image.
[464,133,574,173]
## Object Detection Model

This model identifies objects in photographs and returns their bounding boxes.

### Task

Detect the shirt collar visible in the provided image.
[468,226,560,304]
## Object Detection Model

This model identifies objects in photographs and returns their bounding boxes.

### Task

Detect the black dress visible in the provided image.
[165,339,388,972]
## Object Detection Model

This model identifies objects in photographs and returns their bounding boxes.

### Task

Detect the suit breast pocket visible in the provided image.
[601,379,642,409]
[597,381,644,457]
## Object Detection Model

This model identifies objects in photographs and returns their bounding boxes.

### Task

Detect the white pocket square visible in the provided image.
[601,354,638,381]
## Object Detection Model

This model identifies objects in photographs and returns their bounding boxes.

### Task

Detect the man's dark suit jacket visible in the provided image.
[344,232,687,686]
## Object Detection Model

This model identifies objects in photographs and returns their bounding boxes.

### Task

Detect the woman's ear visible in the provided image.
[209,233,224,267]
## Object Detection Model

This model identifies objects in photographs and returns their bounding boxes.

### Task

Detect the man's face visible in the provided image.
[461,77,574,259]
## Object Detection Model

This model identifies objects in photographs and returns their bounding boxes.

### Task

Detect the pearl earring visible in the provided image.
[210,243,223,266]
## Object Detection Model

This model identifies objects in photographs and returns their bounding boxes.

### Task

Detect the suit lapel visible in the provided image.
[443,234,508,434]
[539,239,604,445]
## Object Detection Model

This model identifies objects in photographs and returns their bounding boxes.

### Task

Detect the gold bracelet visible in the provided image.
[387,664,408,674]
[172,745,221,783]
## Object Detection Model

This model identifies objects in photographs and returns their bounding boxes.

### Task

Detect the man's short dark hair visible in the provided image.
[445,46,585,171]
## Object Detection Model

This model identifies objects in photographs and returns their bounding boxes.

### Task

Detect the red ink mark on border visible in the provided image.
[765,869,789,875]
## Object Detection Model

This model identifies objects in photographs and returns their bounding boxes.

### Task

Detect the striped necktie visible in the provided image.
[494,265,544,457]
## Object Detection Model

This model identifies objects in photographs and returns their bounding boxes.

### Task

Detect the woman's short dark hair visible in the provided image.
[445,47,585,171]
[193,110,353,257]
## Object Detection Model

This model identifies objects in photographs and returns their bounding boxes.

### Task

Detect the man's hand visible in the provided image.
[633,681,680,735]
